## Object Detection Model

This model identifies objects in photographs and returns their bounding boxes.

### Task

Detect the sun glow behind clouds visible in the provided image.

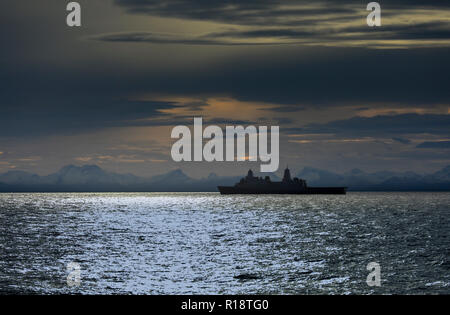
[136,96,281,123]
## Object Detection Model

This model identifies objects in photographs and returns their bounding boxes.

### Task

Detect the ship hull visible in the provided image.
[217,186,347,195]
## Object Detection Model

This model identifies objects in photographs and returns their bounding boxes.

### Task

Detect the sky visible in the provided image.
[0,0,449,178]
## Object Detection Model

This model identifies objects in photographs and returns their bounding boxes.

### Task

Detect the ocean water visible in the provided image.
[0,192,449,295]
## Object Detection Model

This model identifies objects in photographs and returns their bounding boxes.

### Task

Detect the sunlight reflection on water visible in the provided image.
[0,192,449,294]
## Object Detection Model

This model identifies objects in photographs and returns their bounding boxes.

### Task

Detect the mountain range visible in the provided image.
[0,164,449,192]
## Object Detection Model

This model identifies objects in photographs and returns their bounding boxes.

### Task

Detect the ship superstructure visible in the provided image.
[218,168,347,194]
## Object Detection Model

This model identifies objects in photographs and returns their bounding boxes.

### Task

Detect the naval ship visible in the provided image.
[218,168,347,194]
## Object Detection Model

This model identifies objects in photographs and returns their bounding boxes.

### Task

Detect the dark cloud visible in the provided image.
[114,0,450,26]
[111,0,450,49]
[91,32,269,46]
[341,22,450,40]
[0,0,449,138]
[109,0,450,49]
[302,114,450,137]
[114,0,357,26]
[417,141,450,148]
[1,45,450,137]
[0,98,177,137]
[92,22,450,47]
[392,137,411,144]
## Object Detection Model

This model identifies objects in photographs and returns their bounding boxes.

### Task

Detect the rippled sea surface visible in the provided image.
[0,192,449,294]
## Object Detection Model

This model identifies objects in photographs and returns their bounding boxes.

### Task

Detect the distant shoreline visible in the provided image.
[1,164,449,193]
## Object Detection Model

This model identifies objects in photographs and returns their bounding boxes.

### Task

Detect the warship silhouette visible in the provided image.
[218,168,347,194]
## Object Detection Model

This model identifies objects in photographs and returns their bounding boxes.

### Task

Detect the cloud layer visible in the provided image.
[0,0,449,175]
[104,0,450,48]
